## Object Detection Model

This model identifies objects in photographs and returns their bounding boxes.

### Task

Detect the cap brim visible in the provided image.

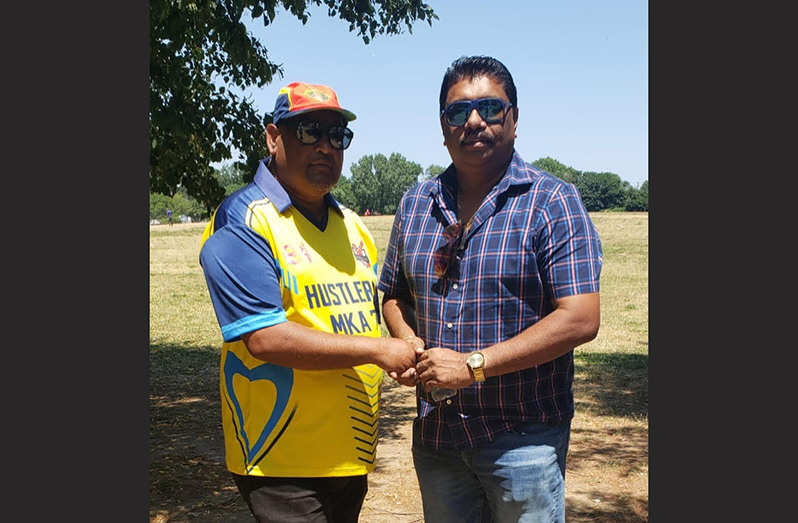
[280,107,357,122]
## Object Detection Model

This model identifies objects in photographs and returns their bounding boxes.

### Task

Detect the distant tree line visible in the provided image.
[532,157,648,212]
[150,164,245,222]
[149,154,648,222]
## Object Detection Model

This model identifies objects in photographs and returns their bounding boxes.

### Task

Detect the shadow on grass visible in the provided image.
[150,344,648,522]
[574,351,648,419]
[566,351,649,522]
[378,379,418,442]
[566,491,649,523]
[150,343,247,521]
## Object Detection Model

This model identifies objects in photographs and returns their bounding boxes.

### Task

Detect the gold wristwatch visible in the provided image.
[466,351,486,382]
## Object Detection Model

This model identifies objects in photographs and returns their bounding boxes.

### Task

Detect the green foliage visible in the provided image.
[150,191,207,222]
[532,156,580,184]
[422,163,446,181]
[150,192,173,220]
[175,191,208,219]
[150,0,438,213]
[333,154,647,214]
[575,171,626,212]
[331,175,357,209]
[214,163,248,195]
[153,149,647,221]
[623,179,648,211]
[340,153,423,214]
[532,157,647,212]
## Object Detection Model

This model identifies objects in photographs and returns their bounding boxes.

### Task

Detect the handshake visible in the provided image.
[382,334,467,400]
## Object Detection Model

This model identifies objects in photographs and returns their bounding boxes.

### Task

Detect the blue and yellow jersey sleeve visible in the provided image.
[200,221,287,341]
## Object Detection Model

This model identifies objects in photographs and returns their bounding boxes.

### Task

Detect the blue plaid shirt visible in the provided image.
[378,150,603,450]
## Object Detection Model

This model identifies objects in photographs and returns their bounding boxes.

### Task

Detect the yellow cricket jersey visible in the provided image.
[199,160,383,477]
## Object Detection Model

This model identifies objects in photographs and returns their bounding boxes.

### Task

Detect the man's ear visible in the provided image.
[265,123,280,155]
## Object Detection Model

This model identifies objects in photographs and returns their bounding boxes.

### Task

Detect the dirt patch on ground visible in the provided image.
[150,350,648,523]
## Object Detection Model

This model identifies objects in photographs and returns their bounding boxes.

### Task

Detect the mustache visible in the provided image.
[461,129,493,144]
[308,154,336,167]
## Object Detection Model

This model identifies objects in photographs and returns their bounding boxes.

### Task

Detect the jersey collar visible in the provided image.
[254,157,343,216]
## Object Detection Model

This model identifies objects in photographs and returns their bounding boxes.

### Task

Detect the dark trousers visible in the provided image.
[232,473,368,523]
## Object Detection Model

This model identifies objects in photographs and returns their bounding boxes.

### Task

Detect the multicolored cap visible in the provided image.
[271,81,356,125]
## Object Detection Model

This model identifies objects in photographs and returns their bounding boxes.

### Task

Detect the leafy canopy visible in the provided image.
[150,0,437,212]
[333,153,424,214]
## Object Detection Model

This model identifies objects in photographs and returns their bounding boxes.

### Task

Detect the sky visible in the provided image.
[236,0,648,186]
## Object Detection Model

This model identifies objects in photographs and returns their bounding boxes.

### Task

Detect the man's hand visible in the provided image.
[389,335,425,387]
[376,337,419,377]
[416,347,471,391]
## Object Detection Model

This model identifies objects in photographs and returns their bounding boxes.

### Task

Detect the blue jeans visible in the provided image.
[412,418,571,523]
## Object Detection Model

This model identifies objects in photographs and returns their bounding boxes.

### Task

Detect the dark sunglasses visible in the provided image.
[433,222,467,277]
[283,120,354,150]
[441,97,513,127]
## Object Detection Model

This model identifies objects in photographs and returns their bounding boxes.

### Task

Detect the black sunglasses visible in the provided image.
[282,120,354,150]
[441,97,513,127]
[433,222,466,277]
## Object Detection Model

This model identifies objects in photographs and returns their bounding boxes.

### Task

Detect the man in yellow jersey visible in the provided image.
[199,81,419,523]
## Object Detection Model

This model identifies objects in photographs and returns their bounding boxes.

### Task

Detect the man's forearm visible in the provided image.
[381,294,417,339]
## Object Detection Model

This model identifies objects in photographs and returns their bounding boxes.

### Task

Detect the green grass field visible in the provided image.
[150,212,648,361]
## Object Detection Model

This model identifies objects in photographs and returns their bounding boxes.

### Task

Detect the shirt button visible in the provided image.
[452,283,459,289]
[446,399,452,405]
[446,322,453,328]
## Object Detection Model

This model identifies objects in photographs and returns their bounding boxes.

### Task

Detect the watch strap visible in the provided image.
[468,351,486,382]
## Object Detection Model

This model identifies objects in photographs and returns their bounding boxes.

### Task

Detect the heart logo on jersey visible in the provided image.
[223,352,296,472]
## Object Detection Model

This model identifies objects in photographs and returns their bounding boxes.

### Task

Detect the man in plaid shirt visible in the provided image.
[379,55,603,523]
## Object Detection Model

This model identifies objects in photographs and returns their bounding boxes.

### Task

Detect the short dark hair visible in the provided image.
[439,55,518,114]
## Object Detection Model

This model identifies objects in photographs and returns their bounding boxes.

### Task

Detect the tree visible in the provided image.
[532,156,580,184]
[150,0,438,213]
[338,153,423,214]
[331,174,356,209]
[150,192,173,220]
[574,171,626,212]
[531,157,648,212]
[423,163,446,181]
[149,190,206,221]
[214,163,248,195]
[624,179,648,211]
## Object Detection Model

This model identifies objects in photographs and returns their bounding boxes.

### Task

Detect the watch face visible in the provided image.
[468,352,484,367]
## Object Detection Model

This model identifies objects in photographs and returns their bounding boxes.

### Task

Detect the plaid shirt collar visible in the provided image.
[428,149,537,231]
